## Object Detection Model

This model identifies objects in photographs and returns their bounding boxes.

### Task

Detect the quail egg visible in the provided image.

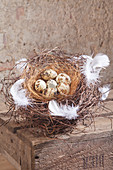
[56,73,71,85]
[44,87,57,98]
[57,82,70,95]
[35,79,46,93]
[47,79,57,88]
[41,69,57,80]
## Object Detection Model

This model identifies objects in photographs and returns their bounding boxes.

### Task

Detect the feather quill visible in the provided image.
[49,100,79,120]
[81,53,110,85]
[10,79,30,107]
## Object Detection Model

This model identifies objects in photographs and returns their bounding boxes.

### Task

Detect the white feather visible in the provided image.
[15,58,27,73]
[49,100,79,120]
[81,53,110,85]
[82,55,93,60]
[10,79,30,107]
[99,84,110,101]
[91,53,110,70]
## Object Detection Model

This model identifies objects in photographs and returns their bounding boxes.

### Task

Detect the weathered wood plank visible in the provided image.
[0,115,113,170]
[33,131,113,170]
[0,154,17,170]
[0,150,20,170]
[0,90,112,170]
[0,125,32,170]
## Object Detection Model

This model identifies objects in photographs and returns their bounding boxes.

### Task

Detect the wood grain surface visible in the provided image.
[0,154,16,170]
[0,90,112,170]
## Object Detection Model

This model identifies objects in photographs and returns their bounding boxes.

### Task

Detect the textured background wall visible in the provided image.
[0,0,113,88]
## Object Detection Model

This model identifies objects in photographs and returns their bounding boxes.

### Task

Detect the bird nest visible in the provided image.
[23,55,80,101]
[1,48,110,136]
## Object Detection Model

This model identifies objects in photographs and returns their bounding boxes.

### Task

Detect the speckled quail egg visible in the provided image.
[56,73,71,85]
[41,69,57,80]
[44,88,57,98]
[47,79,57,88]
[57,82,70,95]
[35,79,46,93]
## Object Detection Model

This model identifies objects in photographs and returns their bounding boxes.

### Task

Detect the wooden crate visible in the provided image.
[0,98,113,170]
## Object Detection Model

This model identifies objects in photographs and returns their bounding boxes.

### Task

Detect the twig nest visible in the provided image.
[23,53,81,101]
[35,79,46,93]
[44,87,57,98]
[41,69,57,80]
[56,73,71,85]
[57,82,70,95]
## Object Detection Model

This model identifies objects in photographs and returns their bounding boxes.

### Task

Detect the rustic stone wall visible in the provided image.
[0,0,113,87]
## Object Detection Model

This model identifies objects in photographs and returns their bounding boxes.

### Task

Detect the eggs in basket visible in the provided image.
[34,69,71,98]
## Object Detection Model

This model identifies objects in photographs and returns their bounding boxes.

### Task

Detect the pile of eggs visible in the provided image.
[35,69,71,98]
